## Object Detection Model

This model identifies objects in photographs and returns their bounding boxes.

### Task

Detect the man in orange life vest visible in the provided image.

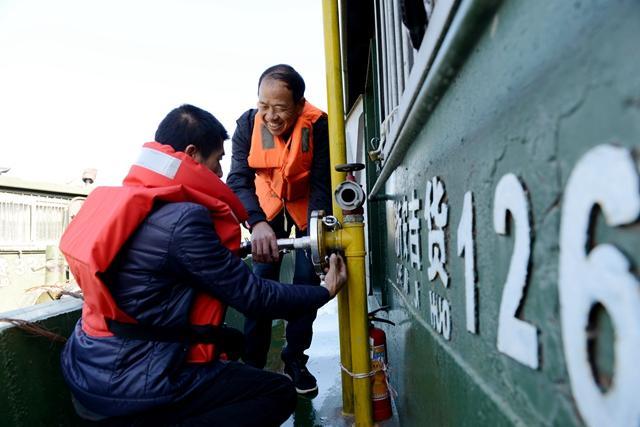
[59,104,346,426]
[227,64,332,394]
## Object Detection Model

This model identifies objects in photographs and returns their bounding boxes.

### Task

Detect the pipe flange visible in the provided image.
[309,210,326,275]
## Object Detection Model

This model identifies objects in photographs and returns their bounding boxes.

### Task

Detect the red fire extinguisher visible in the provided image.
[369,308,395,422]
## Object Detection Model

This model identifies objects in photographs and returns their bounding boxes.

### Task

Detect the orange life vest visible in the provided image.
[247,101,325,230]
[59,142,248,364]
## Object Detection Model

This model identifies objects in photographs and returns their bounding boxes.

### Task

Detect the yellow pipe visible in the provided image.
[324,224,373,425]
[340,222,373,426]
[325,228,350,252]
[322,0,353,415]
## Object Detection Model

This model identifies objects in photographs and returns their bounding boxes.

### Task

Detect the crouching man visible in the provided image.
[59,104,346,426]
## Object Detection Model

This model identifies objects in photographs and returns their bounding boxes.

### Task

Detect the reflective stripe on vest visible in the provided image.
[135,146,182,178]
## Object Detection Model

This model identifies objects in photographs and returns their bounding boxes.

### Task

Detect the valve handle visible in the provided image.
[368,316,396,326]
[368,306,395,326]
[335,163,365,173]
[368,306,390,316]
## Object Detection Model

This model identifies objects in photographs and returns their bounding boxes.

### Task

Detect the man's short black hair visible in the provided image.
[155,104,228,158]
[258,64,306,104]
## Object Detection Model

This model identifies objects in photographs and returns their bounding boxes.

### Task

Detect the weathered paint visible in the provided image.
[559,145,640,427]
[0,252,61,312]
[354,0,640,425]
[0,299,82,427]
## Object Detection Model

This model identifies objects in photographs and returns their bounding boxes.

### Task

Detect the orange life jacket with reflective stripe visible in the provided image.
[247,101,325,230]
[59,142,248,363]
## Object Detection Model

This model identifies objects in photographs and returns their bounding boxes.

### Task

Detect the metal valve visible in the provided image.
[334,163,366,212]
[238,236,310,258]
[335,180,366,211]
[335,163,365,173]
[238,210,341,277]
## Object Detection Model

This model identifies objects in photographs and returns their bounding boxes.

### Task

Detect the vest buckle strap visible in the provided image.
[106,319,244,360]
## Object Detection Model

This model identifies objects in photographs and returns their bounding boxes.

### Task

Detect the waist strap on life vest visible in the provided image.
[106,320,244,361]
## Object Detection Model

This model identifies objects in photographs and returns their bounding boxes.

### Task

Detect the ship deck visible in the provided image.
[268,299,399,426]
[0,297,399,426]
[270,299,351,426]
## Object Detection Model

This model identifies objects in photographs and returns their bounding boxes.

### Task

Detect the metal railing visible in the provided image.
[372,0,458,165]
[0,192,70,250]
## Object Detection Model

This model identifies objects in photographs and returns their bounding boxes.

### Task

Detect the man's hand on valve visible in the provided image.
[250,221,279,263]
[321,253,348,298]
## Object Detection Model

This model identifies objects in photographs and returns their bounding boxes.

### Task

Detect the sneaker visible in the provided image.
[283,357,318,394]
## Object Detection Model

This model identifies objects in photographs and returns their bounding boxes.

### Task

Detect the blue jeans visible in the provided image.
[244,212,320,369]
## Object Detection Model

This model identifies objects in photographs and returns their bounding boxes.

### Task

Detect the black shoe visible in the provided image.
[283,357,318,394]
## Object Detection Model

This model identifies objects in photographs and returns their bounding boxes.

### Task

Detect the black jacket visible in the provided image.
[60,202,330,417]
[226,109,332,228]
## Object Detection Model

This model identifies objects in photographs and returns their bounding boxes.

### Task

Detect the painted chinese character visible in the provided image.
[425,176,449,287]
[395,264,411,296]
[394,197,409,261]
[403,265,410,295]
[395,263,403,292]
[408,190,422,270]
[394,200,402,258]
[401,198,409,262]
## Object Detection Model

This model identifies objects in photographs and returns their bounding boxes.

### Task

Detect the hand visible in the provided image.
[250,221,279,263]
[322,253,347,298]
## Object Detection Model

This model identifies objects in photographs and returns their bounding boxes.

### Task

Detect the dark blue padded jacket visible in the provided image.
[60,202,330,417]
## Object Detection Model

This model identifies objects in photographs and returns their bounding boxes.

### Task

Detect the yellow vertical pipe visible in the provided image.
[322,0,353,415]
[342,223,373,426]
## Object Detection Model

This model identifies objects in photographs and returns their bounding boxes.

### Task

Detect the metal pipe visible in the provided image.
[392,0,405,96]
[331,222,373,426]
[275,237,312,251]
[369,0,503,197]
[45,245,65,285]
[376,0,390,119]
[322,0,354,416]
[238,237,311,258]
[385,0,398,108]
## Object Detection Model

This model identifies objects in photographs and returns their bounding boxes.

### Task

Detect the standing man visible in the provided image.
[227,64,332,394]
[59,104,346,426]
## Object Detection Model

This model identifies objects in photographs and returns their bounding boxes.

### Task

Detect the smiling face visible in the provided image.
[257,78,304,137]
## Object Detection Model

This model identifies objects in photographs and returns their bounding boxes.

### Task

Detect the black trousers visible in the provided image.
[244,212,320,369]
[91,362,296,427]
